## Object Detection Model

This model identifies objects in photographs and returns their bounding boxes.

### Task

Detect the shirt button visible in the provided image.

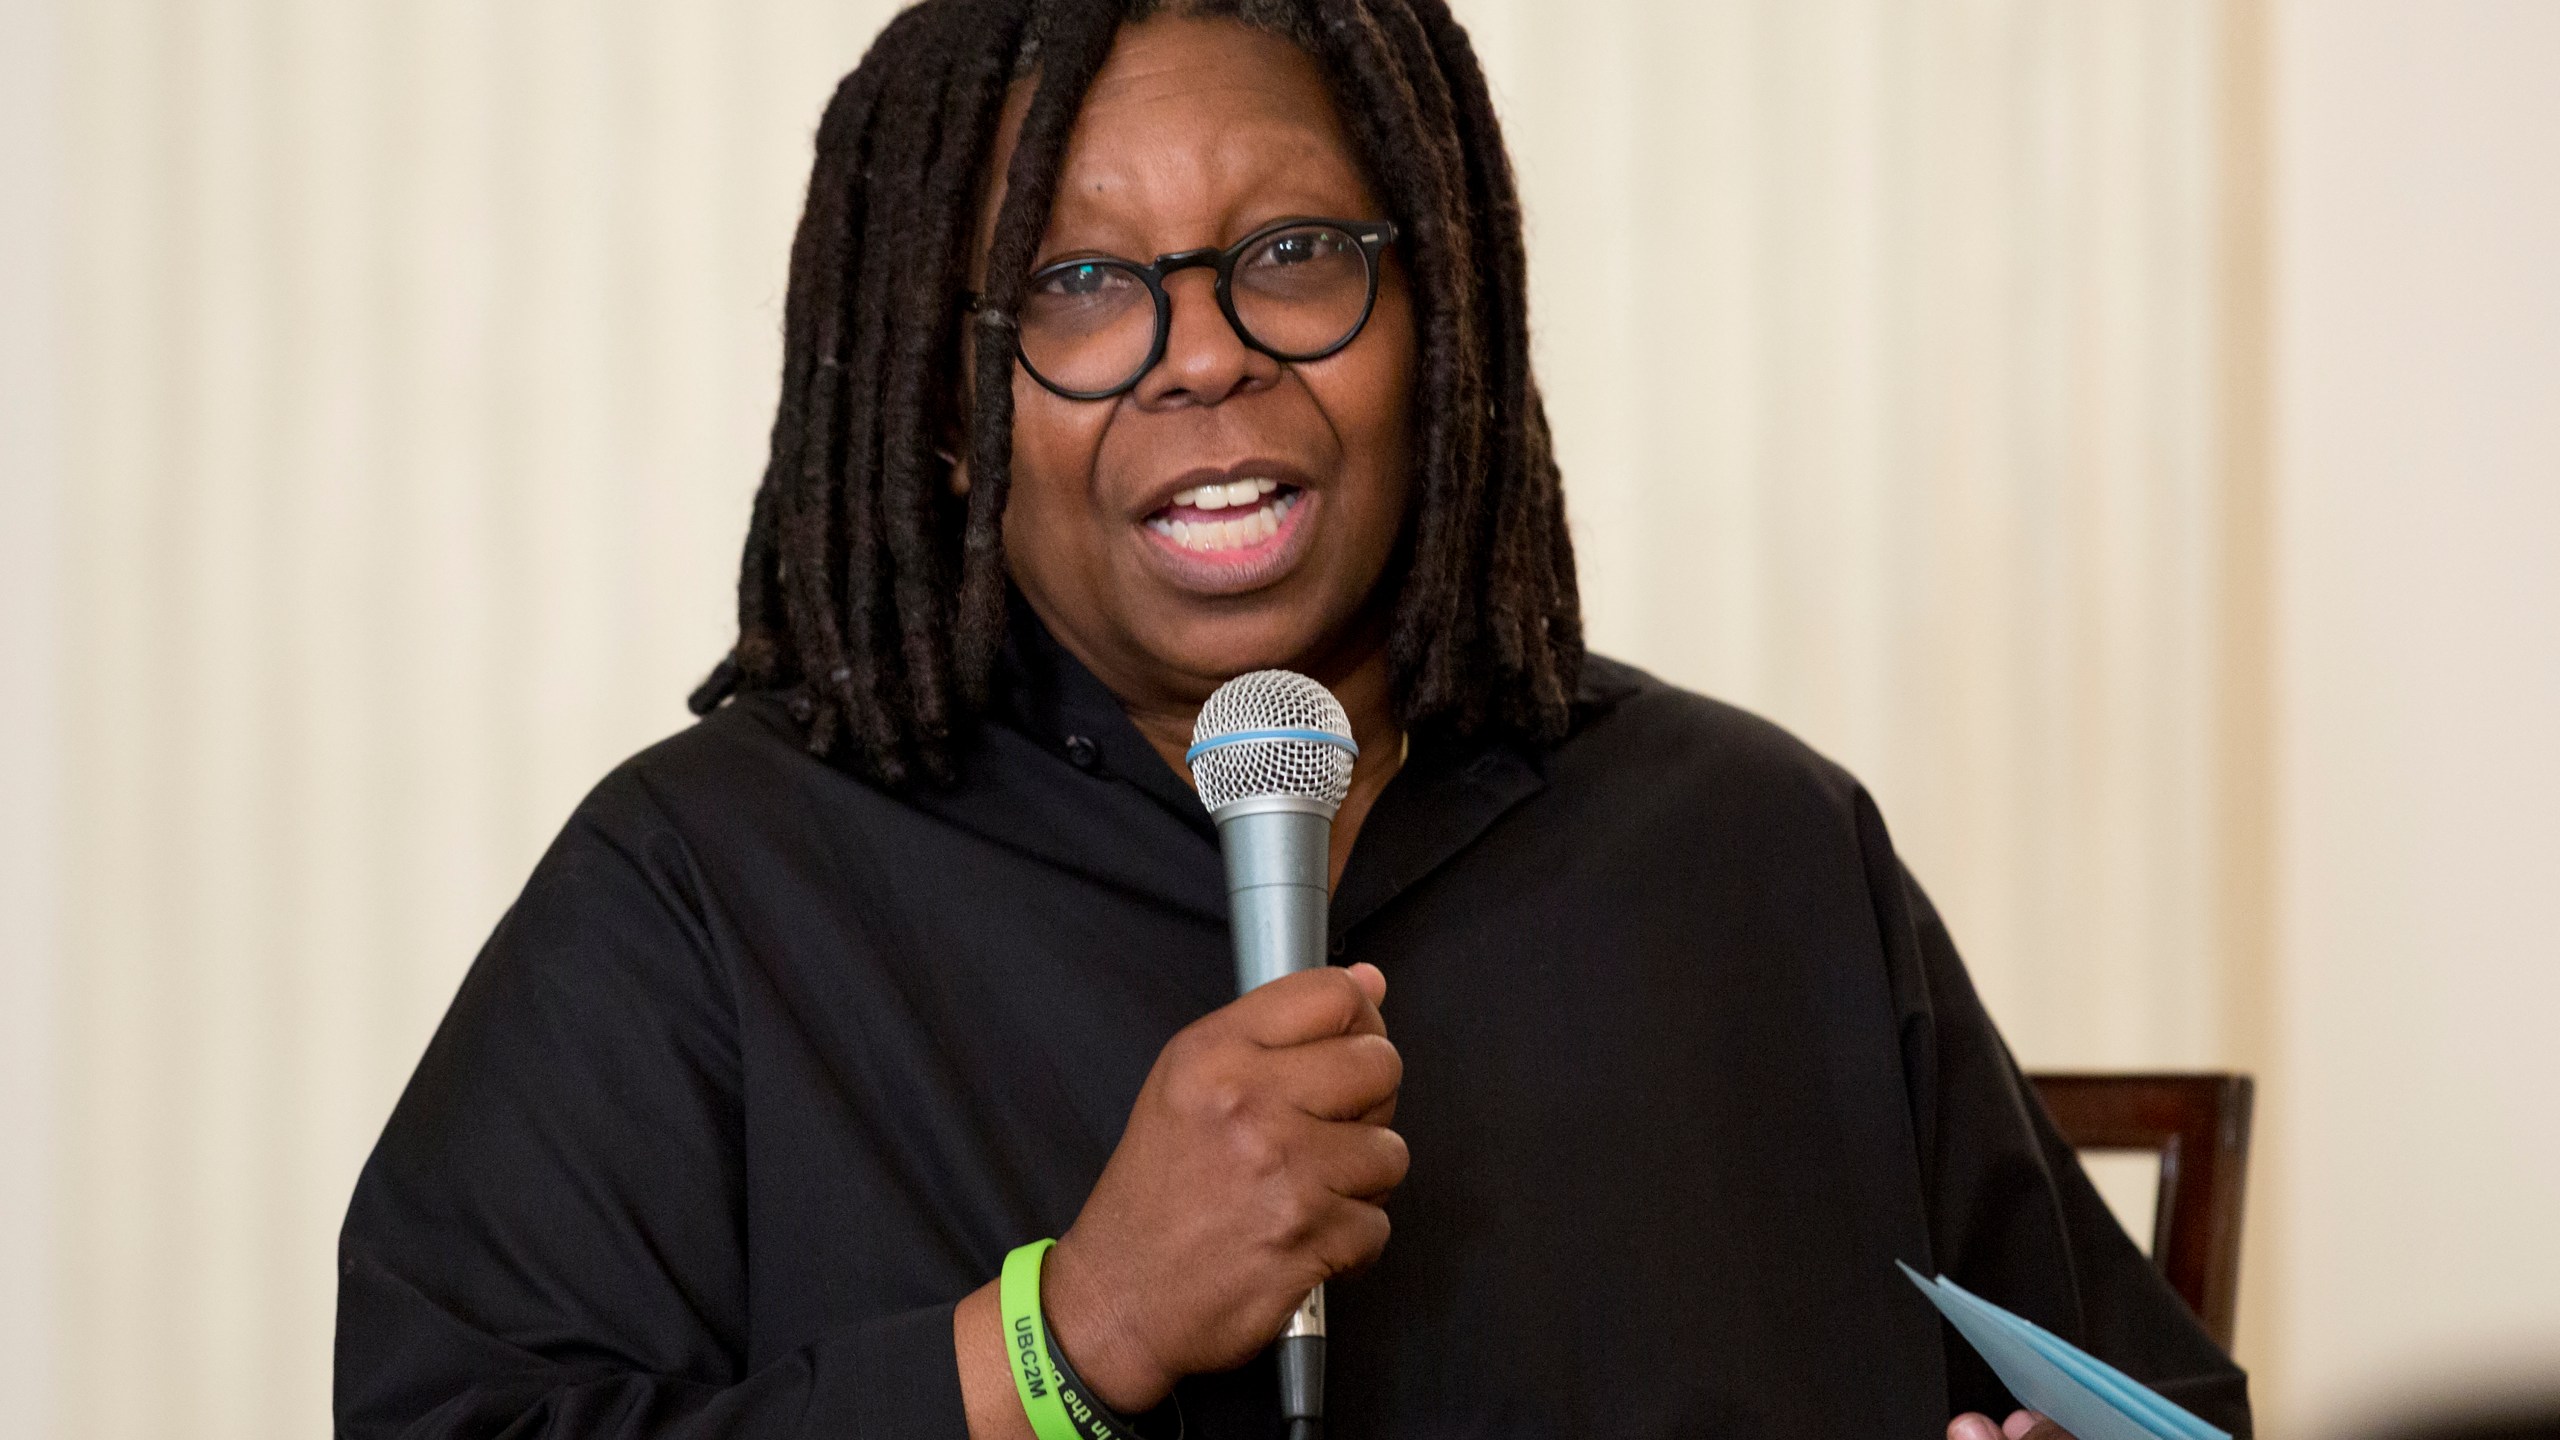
[1064,735,1100,771]
[1329,935,1348,957]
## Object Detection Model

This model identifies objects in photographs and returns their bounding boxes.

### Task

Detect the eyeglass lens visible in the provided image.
[1015,222,1377,397]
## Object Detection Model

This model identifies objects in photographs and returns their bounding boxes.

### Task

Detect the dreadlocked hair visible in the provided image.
[691,0,1584,788]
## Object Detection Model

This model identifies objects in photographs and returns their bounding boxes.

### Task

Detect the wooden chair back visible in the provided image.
[2026,1072,2255,1350]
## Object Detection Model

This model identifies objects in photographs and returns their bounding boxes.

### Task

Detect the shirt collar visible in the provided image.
[989,602,1637,940]
[1329,730,1545,936]
[993,597,1218,843]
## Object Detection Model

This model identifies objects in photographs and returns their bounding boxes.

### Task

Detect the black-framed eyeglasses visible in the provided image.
[971,217,1399,401]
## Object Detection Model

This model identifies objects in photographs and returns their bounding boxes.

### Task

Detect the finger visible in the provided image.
[1230,966,1387,1049]
[1303,1193,1394,1278]
[1302,1117,1410,1200]
[2009,1411,2068,1440]
[1949,1415,2004,1440]
[1264,1032,1403,1120]
[1355,1088,1398,1128]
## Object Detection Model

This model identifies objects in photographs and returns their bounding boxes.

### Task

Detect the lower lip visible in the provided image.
[1137,489,1317,594]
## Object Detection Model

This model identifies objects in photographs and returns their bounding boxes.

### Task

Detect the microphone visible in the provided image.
[1185,670,1359,1440]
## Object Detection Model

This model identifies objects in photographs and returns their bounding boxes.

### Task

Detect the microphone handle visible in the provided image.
[1213,798,1336,1437]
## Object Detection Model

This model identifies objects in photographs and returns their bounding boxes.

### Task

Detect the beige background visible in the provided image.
[0,1,2553,1437]
[2270,0,2560,1420]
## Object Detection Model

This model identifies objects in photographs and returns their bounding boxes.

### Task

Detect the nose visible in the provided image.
[1131,268,1281,410]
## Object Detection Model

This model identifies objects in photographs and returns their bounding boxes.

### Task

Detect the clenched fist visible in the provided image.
[954,962,1407,1435]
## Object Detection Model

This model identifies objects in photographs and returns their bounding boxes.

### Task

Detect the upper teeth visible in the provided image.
[1172,477,1280,512]
[1147,487,1297,552]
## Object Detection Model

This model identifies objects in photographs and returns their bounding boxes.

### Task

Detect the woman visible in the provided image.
[335,3,2251,1438]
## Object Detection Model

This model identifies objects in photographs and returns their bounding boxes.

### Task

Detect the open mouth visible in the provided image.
[1143,477,1306,555]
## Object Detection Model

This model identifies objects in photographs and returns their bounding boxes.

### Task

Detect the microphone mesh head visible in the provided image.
[1188,670,1357,813]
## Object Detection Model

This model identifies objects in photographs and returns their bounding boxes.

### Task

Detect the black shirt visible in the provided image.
[335,623,2251,1439]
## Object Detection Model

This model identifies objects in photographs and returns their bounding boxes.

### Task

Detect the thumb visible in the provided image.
[1344,961,1386,1008]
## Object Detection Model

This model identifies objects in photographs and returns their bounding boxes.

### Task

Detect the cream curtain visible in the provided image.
[1465,0,2245,1071]
[5,3,2253,1436]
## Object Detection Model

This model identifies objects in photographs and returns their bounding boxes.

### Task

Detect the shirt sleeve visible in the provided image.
[333,771,970,1440]
[1853,788,2255,1438]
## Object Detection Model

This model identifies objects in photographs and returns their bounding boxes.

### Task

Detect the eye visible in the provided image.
[1034,262,1138,301]
[1249,228,1354,270]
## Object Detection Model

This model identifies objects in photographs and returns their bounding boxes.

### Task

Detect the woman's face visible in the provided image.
[980,18,1416,714]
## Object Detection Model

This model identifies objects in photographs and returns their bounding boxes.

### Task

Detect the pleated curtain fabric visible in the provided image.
[11,2,2247,1436]
[1461,0,2244,1074]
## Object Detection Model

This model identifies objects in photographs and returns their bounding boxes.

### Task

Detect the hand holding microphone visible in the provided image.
[1041,962,1405,1413]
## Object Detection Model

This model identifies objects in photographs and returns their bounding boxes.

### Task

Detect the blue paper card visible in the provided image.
[1899,1262,2230,1440]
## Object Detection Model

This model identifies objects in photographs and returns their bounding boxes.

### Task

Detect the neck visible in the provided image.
[1101,632,1404,895]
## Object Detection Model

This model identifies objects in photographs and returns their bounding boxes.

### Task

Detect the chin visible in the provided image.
[1140,606,1336,688]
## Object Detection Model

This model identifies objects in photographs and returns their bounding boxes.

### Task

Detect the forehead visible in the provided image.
[1042,18,1378,248]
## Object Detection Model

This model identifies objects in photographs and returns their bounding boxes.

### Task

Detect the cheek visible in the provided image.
[1319,292,1418,536]
[1001,374,1113,547]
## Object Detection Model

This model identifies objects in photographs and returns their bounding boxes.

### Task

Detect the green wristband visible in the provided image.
[1000,1240,1083,1440]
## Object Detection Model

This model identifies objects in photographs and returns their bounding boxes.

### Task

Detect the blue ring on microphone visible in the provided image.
[1183,728,1361,765]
